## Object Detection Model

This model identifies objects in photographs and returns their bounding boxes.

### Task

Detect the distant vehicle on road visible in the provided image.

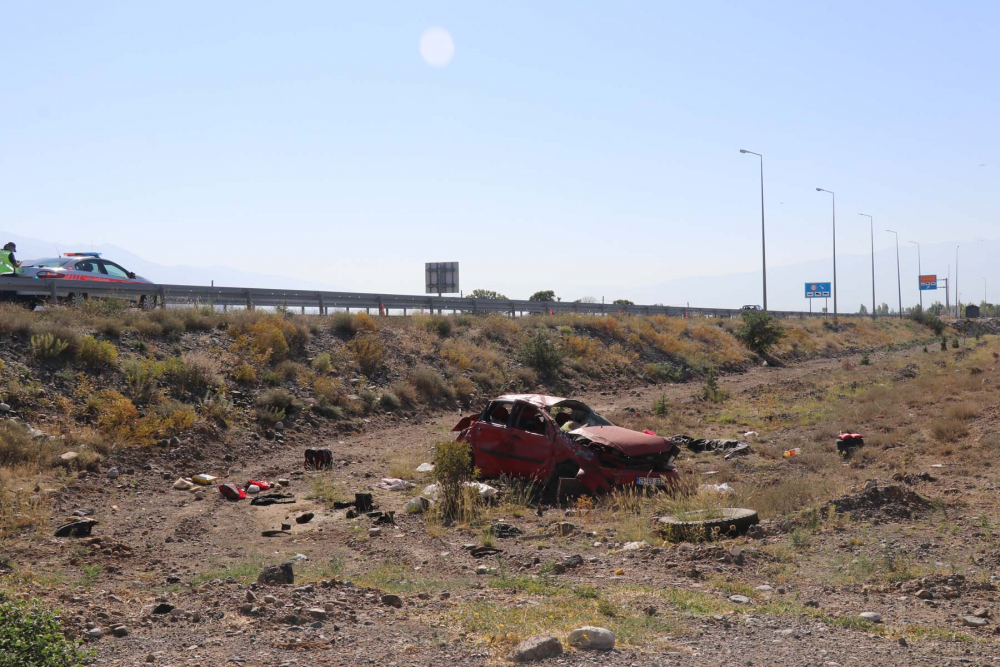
[14,252,154,308]
[741,304,762,311]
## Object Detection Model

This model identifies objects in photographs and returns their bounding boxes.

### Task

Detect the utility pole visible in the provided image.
[740,149,767,311]
[887,230,903,319]
[816,188,837,321]
[956,245,960,318]
[860,214,875,320]
[909,241,922,309]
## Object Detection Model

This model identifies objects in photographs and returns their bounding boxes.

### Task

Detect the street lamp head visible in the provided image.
[815,187,822,191]
[886,229,896,234]
[739,149,747,153]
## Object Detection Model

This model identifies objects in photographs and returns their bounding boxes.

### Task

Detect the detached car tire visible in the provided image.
[657,507,759,538]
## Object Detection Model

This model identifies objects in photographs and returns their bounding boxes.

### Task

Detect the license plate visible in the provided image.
[636,476,665,487]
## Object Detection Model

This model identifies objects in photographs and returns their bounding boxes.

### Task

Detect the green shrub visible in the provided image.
[940,336,947,351]
[257,388,301,415]
[909,307,945,335]
[519,332,563,375]
[76,335,118,369]
[952,337,960,349]
[234,363,257,384]
[644,362,688,383]
[29,333,69,360]
[347,335,386,376]
[860,352,871,366]
[199,391,234,428]
[734,311,784,356]
[94,318,123,338]
[124,360,163,404]
[331,312,377,337]
[274,360,304,382]
[312,352,332,374]
[162,354,222,393]
[0,595,92,667]
[410,367,452,402]
[653,392,668,416]
[433,439,474,521]
[255,405,285,426]
[390,381,417,408]
[379,391,401,411]
[700,370,728,403]
[424,316,452,338]
[132,319,163,339]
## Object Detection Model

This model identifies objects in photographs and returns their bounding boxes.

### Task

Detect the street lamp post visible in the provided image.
[859,214,875,319]
[816,188,837,321]
[956,245,960,318]
[887,230,903,319]
[909,241,922,310]
[740,149,767,311]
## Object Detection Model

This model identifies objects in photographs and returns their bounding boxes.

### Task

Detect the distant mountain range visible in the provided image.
[5,230,995,311]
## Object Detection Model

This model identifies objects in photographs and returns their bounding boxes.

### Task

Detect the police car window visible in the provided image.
[29,258,71,268]
[101,261,130,278]
[75,260,98,272]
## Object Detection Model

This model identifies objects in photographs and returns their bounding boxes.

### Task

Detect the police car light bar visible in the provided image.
[62,252,102,257]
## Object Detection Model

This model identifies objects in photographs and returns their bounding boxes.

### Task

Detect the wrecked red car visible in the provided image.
[453,394,680,494]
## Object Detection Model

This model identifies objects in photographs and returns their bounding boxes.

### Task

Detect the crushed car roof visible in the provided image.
[494,394,566,407]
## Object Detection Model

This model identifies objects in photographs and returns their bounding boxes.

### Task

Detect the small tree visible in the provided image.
[734,310,785,356]
[528,290,556,302]
[858,303,868,315]
[468,289,508,300]
[613,299,635,306]
[519,332,563,375]
[433,439,473,521]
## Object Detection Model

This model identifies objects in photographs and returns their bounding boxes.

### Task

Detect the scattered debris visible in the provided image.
[783,448,801,458]
[701,483,735,496]
[295,512,314,524]
[218,484,246,501]
[859,612,882,623]
[54,518,98,538]
[670,435,750,459]
[416,462,435,472]
[836,432,865,457]
[470,546,502,558]
[304,448,333,469]
[492,521,523,538]
[376,478,413,491]
[250,493,296,506]
[191,474,217,485]
[658,508,759,538]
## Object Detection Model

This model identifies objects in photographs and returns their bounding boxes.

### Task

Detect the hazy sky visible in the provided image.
[1,1,996,300]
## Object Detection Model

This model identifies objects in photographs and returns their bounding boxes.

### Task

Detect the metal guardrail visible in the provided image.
[0,276,857,319]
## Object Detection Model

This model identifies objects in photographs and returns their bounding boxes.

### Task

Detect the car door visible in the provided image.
[500,402,555,479]
[72,259,101,280]
[465,400,513,477]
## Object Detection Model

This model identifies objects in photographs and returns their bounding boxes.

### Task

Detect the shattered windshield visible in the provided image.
[548,400,612,429]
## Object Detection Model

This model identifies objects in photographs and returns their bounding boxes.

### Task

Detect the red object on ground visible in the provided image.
[454,394,681,494]
[218,484,246,500]
[248,479,271,491]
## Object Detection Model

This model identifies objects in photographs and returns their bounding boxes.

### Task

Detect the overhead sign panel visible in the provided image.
[425,262,459,294]
[805,282,831,298]
[919,274,938,291]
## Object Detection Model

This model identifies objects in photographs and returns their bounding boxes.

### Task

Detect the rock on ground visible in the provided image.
[511,634,563,662]
[257,562,294,585]
[567,626,616,650]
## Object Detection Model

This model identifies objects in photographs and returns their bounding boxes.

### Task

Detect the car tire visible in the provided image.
[657,508,759,539]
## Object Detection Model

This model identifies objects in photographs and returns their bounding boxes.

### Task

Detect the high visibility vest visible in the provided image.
[0,250,17,275]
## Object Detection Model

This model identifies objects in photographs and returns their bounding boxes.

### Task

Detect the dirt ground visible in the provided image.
[6,337,1000,666]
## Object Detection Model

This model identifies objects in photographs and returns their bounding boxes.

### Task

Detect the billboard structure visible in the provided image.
[425,262,459,295]
[919,275,938,291]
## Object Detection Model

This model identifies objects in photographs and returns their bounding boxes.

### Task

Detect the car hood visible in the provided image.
[571,425,676,456]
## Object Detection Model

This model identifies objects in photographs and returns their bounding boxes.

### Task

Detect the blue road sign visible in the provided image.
[919,275,937,291]
[805,282,832,298]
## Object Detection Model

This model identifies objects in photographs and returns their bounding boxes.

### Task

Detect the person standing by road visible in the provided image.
[0,242,21,276]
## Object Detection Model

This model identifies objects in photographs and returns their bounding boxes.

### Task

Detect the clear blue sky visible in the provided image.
[1,1,996,301]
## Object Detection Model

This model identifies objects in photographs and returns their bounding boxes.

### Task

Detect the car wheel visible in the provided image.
[138,294,158,310]
[657,507,759,539]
